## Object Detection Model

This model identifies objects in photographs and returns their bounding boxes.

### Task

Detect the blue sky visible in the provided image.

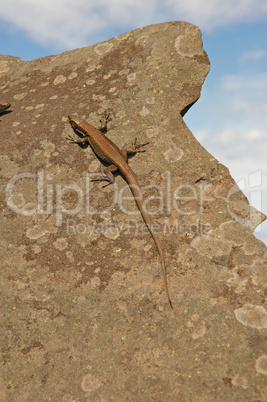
[1,0,267,244]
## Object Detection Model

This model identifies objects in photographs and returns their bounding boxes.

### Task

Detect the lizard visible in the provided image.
[67,113,173,308]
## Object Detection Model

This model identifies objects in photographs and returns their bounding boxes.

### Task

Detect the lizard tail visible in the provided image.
[125,171,173,308]
[152,233,173,309]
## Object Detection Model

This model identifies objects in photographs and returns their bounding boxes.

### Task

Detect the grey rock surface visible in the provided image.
[0,21,266,401]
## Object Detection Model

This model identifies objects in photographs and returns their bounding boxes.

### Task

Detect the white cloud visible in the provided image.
[1,0,107,48]
[165,0,267,30]
[252,103,267,112]
[240,50,267,61]
[195,127,267,162]
[216,75,267,133]
[221,74,267,92]
[1,0,267,50]
[0,0,165,49]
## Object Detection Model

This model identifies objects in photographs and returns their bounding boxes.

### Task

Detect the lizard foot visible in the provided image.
[98,111,112,132]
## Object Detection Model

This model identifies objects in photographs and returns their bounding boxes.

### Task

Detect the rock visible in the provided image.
[0,21,266,401]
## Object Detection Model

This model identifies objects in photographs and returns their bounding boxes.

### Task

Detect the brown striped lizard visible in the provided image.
[67,114,172,308]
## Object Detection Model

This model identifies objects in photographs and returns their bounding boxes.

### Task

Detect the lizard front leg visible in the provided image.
[97,112,112,133]
[66,135,89,145]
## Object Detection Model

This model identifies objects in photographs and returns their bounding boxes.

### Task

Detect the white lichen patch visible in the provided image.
[23,202,36,211]
[81,373,102,393]
[119,69,130,76]
[68,72,77,80]
[99,100,111,109]
[0,60,10,73]
[140,106,150,116]
[33,149,42,156]
[40,140,55,153]
[132,348,165,368]
[191,235,233,263]
[35,103,45,109]
[104,226,120,240]
[175,25,203,57]
[145,97,155,104]
[61,393,75,402]
[94,42,114,55]
[53,237,68,250]
[91,276,101,289]
[251,262,267,288]
[115,31,131,42]
[255,354,267,375]
[86,79,96,86]
[0,155,19,177]
[186,314,207,339]
[32,244,42,254]
[92,94,106,101]
[66,250,74,262]
[231,374,248,389]
[164,147,184,162]
[85,64,97,73]
[53,75,67,85]
[13,93,26,100]
[116,110,126,120]
[26,225,48,240]
[127,72,136,83]
[9,192,25,208]
[234,304,267,329]
[146,126,159,138]
[227,268,249,293]
[135,35,148,46]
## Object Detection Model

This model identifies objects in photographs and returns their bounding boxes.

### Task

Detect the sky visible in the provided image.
[1,0,267,245]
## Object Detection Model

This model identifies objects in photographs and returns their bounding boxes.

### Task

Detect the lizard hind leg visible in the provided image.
[121,139,149,161]
[132,138,150,152]
[90,164,117,188]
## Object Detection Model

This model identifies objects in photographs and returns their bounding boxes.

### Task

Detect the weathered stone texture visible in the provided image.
[0,21,266,401]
